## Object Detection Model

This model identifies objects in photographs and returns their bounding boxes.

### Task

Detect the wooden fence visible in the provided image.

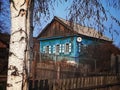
[0,75,120,90]
[31,62,115,80]
[29,75,120,90]
[34,62,95,80]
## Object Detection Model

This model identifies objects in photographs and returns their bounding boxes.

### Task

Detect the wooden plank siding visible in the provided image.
[39,20,76,39]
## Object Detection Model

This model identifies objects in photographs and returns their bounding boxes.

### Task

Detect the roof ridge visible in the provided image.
[55,16,94,29]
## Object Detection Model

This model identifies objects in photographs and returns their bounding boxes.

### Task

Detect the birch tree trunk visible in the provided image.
[7,0,31,90]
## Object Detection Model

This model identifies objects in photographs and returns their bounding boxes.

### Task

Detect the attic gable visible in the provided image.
[38,18,77,39]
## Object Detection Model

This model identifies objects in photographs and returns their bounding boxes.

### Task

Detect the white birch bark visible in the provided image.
[7,0,30,90]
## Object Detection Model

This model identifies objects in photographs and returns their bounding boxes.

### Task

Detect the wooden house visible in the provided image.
[37,16,113,63]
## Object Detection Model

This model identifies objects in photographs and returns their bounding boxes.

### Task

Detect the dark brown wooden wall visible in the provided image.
[40,20,75,38]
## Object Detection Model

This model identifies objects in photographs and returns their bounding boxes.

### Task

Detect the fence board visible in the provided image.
[30,75,120,90]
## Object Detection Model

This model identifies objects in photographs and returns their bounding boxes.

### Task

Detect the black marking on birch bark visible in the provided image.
[15,80,22,84]
[9,52,23,60]
[20,0,26,7]
[9,0,18,11]
[11,28,27,36]
[15,9,26,17]
[20,28,23,34]
[25,49,27,52]
[7,83,13,87]
[9,51,17,57]
[8,65,19,76]
[8,65,17,70]
[19,37,25,42]
[8,65,12,70]
[11,40,23,44]
[11,68,19,76]
[12,41,14,43]
[9,52,13,56]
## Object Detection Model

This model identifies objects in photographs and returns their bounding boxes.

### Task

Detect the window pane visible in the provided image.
[69,43,71,52]
[53,45,55,53]
[56,45,60,54]
[49,46,51,54]
[59,44,61,53]
[62,44,64,53]
[46,46,49,54]
[65,43,69,53]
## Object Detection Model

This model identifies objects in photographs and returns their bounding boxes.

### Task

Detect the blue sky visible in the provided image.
[0,0,10,33]
[0,0,120,48]
[102,1,120,47]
